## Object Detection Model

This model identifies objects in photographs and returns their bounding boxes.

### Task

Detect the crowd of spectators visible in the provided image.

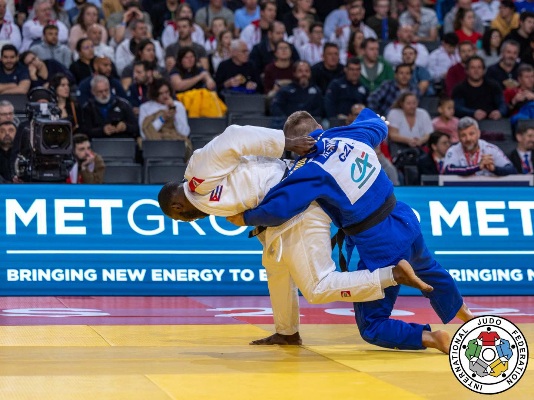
[0,0,532,185]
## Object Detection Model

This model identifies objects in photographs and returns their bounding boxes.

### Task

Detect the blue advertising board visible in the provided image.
[0,185,533,295]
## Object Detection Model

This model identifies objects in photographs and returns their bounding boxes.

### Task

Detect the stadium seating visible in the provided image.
[0,94,28,115]
[478,119,512,139]
[142,140,187,163]
[188,117,228,136]
[103,164,143,184]
[516,119,534,132]
[224,94,266,116]
[142,140,187,183]
[419,96,440,117]
[230,115,285,129]
[91,138,137,164]
[145,163,187,184]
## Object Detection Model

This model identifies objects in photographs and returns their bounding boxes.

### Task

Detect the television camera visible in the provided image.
[15,88,74,182]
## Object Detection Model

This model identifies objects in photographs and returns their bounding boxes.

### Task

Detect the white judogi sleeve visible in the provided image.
[185,125,285,195]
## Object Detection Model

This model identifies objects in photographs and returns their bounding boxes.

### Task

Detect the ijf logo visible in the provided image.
[449,316,528,395]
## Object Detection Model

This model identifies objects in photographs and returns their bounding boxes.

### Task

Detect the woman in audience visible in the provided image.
[387,92,433,156]
[477,28,502,67]
[49,73,81,133]
[203,17,228,54]
[70,38,95,83]
[282,0,316,37]
[345,30,365,65]
[121,39,167,90]
[170,46,216,93]
[138,78,192,157]
[51,0,71,28]
[263,41,294,97]
[210,30,233,74]
[454,8,482,45]
[68,4,108,51]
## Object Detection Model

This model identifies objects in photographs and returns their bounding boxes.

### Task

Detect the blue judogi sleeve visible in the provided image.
[243,162,334,227]
[244,108,389,227]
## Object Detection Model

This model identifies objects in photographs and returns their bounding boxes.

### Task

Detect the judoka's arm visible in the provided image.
[243,164,329,227]
[185,125,286,195]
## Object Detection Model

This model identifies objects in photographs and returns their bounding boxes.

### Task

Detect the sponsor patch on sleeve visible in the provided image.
[188,177,205,192]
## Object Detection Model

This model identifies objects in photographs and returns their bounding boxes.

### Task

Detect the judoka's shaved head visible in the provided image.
[284,111,321,138]
[158,181,207,221]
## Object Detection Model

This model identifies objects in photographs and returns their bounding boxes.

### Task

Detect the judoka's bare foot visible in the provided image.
[456,302,475,322]
[422,330,451,354]
[250,332,302,345]
[392,259,433,292]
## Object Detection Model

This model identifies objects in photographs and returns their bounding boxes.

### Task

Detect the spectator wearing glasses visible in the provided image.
[215,39,262,95]
[20,50,73,89]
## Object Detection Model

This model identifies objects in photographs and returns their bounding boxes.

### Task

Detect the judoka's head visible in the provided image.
[284,111,321,139]
[158,181,208,221]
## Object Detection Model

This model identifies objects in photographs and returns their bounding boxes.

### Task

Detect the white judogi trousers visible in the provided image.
[260,203,383,335]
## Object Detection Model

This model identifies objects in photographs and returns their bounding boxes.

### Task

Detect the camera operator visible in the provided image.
[82,74,140,140]
[10,87,55,178]
[0,121,17,183]
[67,133,105,183]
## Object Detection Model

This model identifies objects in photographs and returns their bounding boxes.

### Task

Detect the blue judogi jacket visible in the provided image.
[244,108,421,271]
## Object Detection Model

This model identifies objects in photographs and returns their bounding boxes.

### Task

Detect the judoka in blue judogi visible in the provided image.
[238,109,473,352]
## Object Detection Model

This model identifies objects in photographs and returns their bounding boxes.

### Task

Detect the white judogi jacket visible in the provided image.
[184,125,287,216]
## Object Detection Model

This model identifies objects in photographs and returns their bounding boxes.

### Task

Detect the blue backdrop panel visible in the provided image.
[0,185,532,295]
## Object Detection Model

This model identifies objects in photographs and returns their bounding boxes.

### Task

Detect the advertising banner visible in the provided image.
[1,185,533,295]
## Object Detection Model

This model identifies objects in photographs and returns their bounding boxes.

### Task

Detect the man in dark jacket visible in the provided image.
[324,57,369,118]
[249,21,299,73]
[215,39,263,95]
[509,124,534,173]
[82,75,139,140]
[311,42,344,94]
[270,61,323,118]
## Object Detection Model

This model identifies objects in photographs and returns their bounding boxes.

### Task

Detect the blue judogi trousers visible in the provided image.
[351,233,463,350]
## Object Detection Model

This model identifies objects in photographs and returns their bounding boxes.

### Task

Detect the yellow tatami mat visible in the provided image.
[0,323,532,399]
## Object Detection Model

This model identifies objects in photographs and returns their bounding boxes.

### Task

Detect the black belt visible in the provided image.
[332,194,397,272]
